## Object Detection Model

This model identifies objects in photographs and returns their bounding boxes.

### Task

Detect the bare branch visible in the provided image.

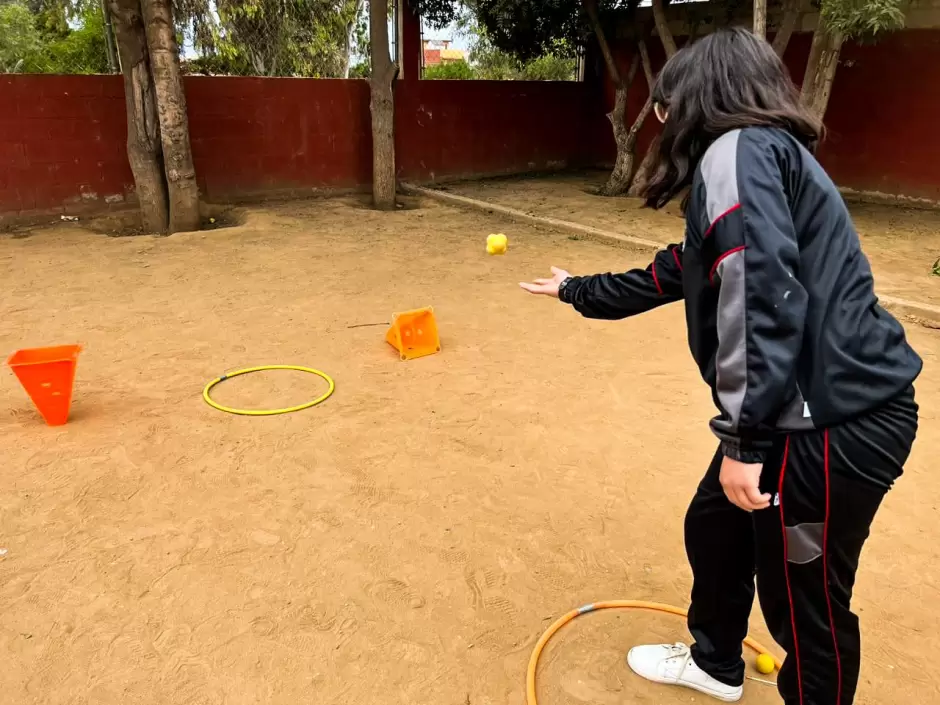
[651,0,677,58]
[772,0,801,57]
[583,0,622,87]
[638,39,653,89]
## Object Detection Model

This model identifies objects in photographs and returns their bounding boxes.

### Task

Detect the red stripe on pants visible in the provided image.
[778,438,805,705]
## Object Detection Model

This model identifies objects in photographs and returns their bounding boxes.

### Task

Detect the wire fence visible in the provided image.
[0,0,368,77]
[0,0,118,75]
[1,0,573,80]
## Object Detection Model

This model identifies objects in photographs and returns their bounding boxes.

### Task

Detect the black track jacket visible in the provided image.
[560,127,922,463]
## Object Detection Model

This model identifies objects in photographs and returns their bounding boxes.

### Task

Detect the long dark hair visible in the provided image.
[642,28,822,210]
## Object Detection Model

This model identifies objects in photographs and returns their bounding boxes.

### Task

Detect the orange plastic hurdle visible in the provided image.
[7,345,82,426]
[386,307,441,361]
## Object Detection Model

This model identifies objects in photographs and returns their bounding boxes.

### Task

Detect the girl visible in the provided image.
[521,29,921,705]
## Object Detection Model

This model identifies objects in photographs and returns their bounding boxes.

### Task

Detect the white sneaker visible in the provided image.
[627,643,744,702]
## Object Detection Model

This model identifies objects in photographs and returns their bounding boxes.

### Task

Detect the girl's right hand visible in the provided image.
[519,267,571,298]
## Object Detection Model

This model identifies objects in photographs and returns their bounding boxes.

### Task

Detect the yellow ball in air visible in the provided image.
[756,653,776,675]
[486,233,508,255]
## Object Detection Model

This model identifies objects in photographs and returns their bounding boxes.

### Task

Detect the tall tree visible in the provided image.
[624,0,681,197]
[109,0,169,232]
[583,0,645,195]
[417,0,678,196]
[369,0,397,209]
[801,0,905,119]
[143,0,200,231]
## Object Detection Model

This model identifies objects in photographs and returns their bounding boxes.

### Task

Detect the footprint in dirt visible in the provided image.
[463,565,515,621]
[367,578,426,610]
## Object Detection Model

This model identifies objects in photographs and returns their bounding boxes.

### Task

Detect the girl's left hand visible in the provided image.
[519,267,571,298]
[720,456,771,511]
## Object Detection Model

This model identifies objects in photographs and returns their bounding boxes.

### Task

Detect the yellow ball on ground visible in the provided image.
[486,233,508,255]
[756,653,776,675]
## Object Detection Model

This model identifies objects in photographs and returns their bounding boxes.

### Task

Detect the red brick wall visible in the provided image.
[0,73,588,216]
[591,29,940,201]
[396,80,589,182]
[0,75,133,214]
[185,77,373,200]
[789,30,940,200]
[2,28,938,218]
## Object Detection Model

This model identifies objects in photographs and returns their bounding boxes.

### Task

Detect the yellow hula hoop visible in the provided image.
[202,365,335,416]
[527,600,781,705]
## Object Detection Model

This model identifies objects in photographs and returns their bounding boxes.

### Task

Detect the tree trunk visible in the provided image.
[772,0,801,57]
[600,53,642,196]
[142,0,200,233]
[753,0,767,39]
[626,31,686,197]
[108,0,168,233]
[619,41,657,197]
[801,26,844,120]
[584,0,639,196]
[651,0,677,58]
[627,140,657,197]
[369,0,397,209]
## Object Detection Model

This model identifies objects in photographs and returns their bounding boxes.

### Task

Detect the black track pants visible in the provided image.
[684,388,917,704]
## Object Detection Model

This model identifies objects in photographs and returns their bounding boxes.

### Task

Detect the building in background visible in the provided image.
[422,39,466,68]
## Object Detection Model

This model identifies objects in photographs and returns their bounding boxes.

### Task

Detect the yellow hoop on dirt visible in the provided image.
[202,365,335,416]
[527,600,781,705]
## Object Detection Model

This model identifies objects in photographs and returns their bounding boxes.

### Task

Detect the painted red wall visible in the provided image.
[0,75,132,214]
[2,27,938,217]
[790,30,940,200]
[592,29,940,201]
[185,77,373,200]
[0,73,588,217]
[395,80,589,182]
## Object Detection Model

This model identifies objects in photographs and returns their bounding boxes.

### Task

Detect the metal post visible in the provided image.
[100,0,120,73]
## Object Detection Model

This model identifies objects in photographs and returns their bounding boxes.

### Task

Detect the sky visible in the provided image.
[422,21,471,54]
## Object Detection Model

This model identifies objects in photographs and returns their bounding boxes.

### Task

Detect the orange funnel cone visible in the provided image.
[386,307,441,361]
[7,345,81,426]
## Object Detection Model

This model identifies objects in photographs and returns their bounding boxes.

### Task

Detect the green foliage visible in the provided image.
[519,52,576,80]
[0,1,109,74]
[932,256,940,277]
[0,2,45,73]
[467,27,575,80]
[348,58,370,77]
[470,0,586,62]
[424,58,474,79]
[44,3,109,73]
[820,0,906,39]
[411,0,464,30]
[178,0,363,77]
[415,0,628,63]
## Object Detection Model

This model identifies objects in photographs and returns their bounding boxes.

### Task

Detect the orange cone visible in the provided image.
[7,345,82,426]
[386,307,441,361]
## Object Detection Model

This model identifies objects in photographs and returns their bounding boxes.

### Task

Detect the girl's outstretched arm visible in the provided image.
[520,244,685,320]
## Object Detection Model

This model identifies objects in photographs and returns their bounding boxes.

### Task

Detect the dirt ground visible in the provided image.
[452,172,940,309]
[1,193,939,705]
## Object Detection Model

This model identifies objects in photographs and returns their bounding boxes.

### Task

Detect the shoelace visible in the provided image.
[663,643,694,681]
[664,643,691,660]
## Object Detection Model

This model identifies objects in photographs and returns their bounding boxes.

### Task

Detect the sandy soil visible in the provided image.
[1,195,939,705]
[451,172,940,308]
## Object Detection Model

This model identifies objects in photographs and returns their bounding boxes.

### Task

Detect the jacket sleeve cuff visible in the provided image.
[558,276,581,305]
[721,441,766,464]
